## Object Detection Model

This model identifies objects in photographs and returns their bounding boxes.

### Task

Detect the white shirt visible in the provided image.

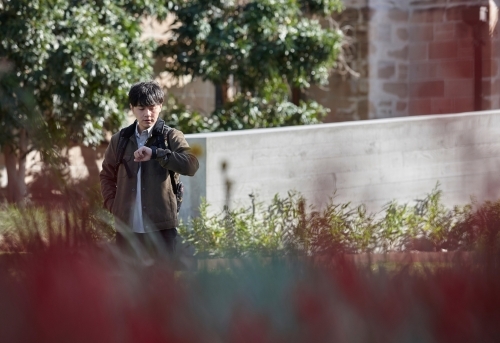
[131,125,153,233]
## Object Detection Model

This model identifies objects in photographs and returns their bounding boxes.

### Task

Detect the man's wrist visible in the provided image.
[151,146,157,159]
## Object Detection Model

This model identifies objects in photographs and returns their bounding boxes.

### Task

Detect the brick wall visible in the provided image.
[307,0,499,121]
[306,6,370,121]
[373,0,490,118]
[485,0,500,109]
[407,3,487,116]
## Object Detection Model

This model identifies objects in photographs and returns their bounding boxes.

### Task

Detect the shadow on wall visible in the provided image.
[306,113,500,215]
[24,145,106,206]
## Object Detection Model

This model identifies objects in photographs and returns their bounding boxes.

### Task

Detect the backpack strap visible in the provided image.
[114,122,136,179]
[150,122,183,212]
[164,126,179,195]
[148,120,178,195]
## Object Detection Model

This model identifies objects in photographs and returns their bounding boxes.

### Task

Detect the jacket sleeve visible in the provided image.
[99,135,118,212]
[156,129,199,176]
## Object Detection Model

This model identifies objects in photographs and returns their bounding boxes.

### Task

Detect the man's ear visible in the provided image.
[129,104,133,110]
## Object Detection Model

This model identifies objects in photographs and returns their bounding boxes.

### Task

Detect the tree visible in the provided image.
[156,0,344,132]
[0,0,169,202]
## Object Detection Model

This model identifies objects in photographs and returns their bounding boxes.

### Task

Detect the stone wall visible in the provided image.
[307,6,370,122]
[165,78,216,115]
[370,0,499,117]
[306,0,500,121]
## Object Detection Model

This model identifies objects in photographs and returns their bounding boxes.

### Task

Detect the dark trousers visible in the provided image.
[115,228,177,258]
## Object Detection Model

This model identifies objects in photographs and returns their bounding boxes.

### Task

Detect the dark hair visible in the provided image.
[128,81,164,107]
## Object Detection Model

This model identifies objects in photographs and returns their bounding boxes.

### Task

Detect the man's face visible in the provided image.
[131,104,162,133]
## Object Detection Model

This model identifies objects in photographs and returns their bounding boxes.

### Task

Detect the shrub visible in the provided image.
[3,184,499,260]
[161,95,218,134]
[179,186,500,258]
[161,94,328,133]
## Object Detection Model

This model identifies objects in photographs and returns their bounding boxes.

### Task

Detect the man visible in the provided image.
[100,81,199,256]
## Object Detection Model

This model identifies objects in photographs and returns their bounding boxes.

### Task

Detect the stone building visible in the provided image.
[166,0,500,122]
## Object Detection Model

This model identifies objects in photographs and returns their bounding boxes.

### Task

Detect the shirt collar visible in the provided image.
[135,122,153,139]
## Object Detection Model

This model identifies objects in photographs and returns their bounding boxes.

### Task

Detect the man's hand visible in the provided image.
[134,146,152,162]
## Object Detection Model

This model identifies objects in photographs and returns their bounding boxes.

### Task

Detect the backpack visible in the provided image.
[114,120,184,213]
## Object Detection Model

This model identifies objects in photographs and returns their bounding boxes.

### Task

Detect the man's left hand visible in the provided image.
[134,146,152,162]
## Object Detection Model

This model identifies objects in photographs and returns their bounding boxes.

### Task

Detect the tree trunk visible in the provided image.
[80,145,100,183]
[291,86,302,106]
[2,129,27,203]
[215,82,229,109]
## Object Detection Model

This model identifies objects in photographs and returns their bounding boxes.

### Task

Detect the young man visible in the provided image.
[100,81,199,256]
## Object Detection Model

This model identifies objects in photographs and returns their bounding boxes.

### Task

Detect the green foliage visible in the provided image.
[163,93,328,133]
[161,95,218,133]
[158,0,342,90]
[180,195,304,257]
[452,199,500,252]
[211,96,328,130]
[157,0,342,130]
[0,0,169,150]
[299,0,344,15]
[0,0,172,202]
[178,186,500,258]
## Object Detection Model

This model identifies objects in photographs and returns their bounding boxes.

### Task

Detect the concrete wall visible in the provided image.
[179,110,500,223]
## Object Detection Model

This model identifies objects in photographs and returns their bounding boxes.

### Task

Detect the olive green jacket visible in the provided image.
[99,119,199,232]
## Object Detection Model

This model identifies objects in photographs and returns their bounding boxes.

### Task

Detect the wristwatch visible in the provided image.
[151,146,157,159]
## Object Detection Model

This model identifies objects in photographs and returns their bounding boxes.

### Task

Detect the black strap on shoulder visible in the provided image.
[114,122,136,179]
[165,126,178,195]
